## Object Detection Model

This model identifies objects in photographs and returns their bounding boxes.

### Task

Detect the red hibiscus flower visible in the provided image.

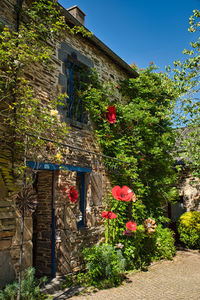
[68,186,78,203]
[106,105,116,124]
[126,221,137,231]
[112,186,133,202]
[102,211,117,219]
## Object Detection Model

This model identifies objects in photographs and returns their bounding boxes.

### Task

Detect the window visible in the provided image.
[76,172,86,227]
[58,42,94,126]
[65,53,88,124]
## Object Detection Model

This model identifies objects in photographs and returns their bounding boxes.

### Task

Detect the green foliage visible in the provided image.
[82,66,179,211]
[77,66,178,270]
[79,244,126,288]
[0,267,47,300]
[168,9,200,176]
[177,211,200,249]
[0,0,92,190]
[153,224,176,260]
[109,223,176,270]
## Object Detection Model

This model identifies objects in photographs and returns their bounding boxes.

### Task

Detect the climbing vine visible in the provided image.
[0,0,91,191]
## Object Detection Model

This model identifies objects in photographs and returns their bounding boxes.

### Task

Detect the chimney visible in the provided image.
[67,5,86,26]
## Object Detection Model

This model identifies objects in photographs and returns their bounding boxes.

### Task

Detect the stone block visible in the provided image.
[0,250,15,288]
[0,239,12,250]
[0,231,15,239]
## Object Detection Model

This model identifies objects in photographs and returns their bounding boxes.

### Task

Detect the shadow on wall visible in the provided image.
[0,251,15,289]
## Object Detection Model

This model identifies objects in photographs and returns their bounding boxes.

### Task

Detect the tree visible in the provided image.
[168,9,200,176]
[82,64,180,215]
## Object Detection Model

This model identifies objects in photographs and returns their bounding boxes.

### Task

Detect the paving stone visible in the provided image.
[64,250,200,300]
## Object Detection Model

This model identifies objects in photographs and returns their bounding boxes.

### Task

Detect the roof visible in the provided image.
[59,4,138,78]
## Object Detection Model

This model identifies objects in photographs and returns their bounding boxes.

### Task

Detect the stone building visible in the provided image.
[0,0,138,287]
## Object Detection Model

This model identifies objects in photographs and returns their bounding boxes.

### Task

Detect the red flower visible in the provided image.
[141,158,145,161]
[68,186,78,203]
[115,85,119,89]
[149,61,154,65]
[112,186,133,202]
[106,105,116,124]
[126,221,137,231]
[102,211,117,219]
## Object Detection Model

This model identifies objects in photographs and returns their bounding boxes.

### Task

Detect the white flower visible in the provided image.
[115,243,124,249]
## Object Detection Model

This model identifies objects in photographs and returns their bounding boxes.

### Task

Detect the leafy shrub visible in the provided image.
[121,224,176,270]
[177,211,200,249]
[0,267,47,300]
[80,244,126,288]
[153,224,176,260]
[122,224,155,270]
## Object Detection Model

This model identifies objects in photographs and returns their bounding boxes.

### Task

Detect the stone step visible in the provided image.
[41,276,66,295]
[50,286,85,299]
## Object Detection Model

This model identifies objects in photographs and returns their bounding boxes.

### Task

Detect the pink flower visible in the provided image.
[102,211,117,219]
[68,186,78,203]
[112,186,133,202]
[126,221,137,231]
[106,105,116,124]
[123,229,133,236]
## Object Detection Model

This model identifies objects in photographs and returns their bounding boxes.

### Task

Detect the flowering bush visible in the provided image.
[177,211,200,249]
[80,66,178,271]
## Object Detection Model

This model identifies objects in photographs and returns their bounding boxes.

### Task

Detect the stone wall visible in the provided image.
[178,170,200,212]
[0,0,127,285]
[0,197,16,288]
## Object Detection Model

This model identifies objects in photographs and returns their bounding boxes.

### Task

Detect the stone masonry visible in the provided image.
[0,0,137,287]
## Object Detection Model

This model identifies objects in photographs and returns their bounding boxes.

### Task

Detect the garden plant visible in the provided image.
[177,211,200,249]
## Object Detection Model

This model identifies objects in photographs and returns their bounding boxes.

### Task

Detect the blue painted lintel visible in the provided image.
[27,161,92,173]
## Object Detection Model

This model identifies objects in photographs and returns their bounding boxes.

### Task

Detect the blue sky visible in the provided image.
[59,0,199,72]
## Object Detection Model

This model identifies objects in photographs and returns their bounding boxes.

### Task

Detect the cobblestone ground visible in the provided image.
[66,250,200,300]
